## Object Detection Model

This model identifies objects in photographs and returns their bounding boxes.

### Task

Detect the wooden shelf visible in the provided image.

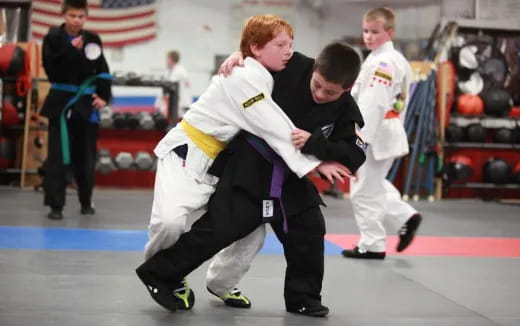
[450,182,520,190]
[0,168,38,174]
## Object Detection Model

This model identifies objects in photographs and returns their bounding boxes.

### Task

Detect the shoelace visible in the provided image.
[229,288,241,296]
[173,279,189,294]
[399,225,408,235]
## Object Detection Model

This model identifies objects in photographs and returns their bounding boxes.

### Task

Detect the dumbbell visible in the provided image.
[138,112,154,130]
[151,157,158,171]
[112,112,127,128]
[99,106,113,128]
[134,151,154,170]
[445,124,464,142]
[465,123,486,142]
[125,112,140,129]
[115,152,134,169]
[152,112,168,130]
[493,128,516,144]
[96,148,116,175]
[482,157,512,184]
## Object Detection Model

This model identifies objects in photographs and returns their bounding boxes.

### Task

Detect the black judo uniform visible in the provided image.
[41,24,111,210]
[136,52,366,310]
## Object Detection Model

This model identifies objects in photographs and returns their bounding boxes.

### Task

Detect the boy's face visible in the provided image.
[166,56,175,69]
[362,18,393,50]
[251,30,293,72]
[63,8,87,35]
[310,71,348,104]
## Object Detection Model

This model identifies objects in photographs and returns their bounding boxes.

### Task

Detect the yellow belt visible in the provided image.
[181,119,226,159]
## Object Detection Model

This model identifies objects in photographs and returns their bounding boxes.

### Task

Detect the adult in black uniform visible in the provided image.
[136,42,366,316]
[40,0,111,220]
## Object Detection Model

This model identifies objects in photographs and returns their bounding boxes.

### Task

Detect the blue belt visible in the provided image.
[244,133,289,233]
[52,72,112,164]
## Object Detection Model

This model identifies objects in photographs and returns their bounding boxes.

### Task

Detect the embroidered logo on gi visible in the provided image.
[242,93,265,109]
[262,200,274,218]
[84,43,101,60]
[321,123,335,138]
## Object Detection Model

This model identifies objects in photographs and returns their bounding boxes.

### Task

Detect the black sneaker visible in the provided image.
[287,303,329,317]
[341,246,386,259]
[397,214,422,252]
[173,278,195,310]
[80,206,96,215]
[207,286,251,308]
[47,209,63,220]
[135,268,177,312]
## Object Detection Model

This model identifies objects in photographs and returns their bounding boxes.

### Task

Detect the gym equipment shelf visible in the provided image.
[0,42,48,189]
[0,168,37,174]
[450,182,520,189]
[444,142,519,149]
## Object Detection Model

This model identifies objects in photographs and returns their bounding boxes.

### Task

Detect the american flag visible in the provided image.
[377,61,393,75]
[31,0,157,47]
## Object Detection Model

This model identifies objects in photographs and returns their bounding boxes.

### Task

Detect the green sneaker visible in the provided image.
[207,286,251,308]
[174,278,195,310]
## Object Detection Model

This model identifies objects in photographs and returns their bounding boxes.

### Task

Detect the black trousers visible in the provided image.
[136,188,326,308]
[43,117,99,209]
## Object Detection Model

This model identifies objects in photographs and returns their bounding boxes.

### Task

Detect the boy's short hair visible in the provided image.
[240,14,294,58]
[61,0,88,14]
[314,42,361,89]
[364,7,395,30]
[168,50,180,63]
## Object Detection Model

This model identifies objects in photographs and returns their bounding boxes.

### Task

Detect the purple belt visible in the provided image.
[244,134,289,233]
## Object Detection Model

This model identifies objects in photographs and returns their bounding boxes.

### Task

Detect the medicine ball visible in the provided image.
[493,128,515,144]
[445,154,473,181]
[0,44,26,76]
[482,158,512,184]
[513,162,520,184]
[446,124,464,142]
[457,94,484,115]
[0,136,16,169]
[465,123,486,142]
[1,99,21,125]
[481,88,513,117]
[481,57,508,86]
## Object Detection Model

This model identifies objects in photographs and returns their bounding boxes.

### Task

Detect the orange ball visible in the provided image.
[457,94,484,115]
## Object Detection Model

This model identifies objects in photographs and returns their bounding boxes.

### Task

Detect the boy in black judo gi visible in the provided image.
[40,0,111,220]
[136,42,366,317]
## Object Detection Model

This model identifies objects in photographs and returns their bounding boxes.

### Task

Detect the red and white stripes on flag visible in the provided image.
[31,0,157,47]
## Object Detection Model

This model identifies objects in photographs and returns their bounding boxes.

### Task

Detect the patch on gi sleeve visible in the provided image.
[242,93,265,109]
[372,61,393,86]
[354,123,367,152]
[355,123,365,141]
[355,136,367,152]
[321,123,335,139]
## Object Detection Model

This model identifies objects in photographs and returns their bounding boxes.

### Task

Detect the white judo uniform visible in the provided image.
[145,57,321,295]
[350,41,417,253]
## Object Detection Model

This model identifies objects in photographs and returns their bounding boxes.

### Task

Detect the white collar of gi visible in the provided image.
[372,41,394,55]
[244,56,272,77]
[244,56,266,69]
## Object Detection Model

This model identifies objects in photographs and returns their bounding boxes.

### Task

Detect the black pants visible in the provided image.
[136,188,326,309]
[43,117,99,209]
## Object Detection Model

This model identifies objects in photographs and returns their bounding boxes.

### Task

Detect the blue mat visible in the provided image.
[0,226,343,255]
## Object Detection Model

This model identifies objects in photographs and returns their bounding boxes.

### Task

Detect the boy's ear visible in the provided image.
[250,43,261,57]
[386,27,395,39]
